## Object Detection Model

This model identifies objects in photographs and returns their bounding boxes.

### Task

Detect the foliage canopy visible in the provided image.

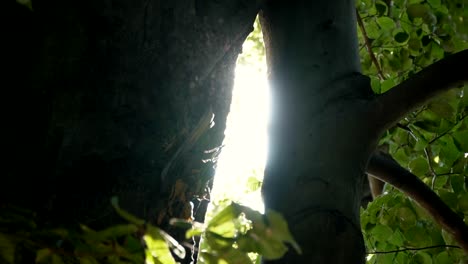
[357,0,468,263]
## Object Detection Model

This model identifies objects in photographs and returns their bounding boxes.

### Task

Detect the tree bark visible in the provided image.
[259,0,468,261]
[260,0,378,262]
[2,1,258,262]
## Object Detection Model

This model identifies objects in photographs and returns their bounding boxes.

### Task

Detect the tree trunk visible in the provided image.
[3,1,257,262]
[260,0,380,262]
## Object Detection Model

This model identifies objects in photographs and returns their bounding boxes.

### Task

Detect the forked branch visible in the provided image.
[373,49,468,130]
[367,151,468,253]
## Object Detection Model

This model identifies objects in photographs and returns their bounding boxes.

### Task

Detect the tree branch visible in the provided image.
[373,49,468,130]
[368,244,460,255]
[356,9,385,80]
[367,151,468,253]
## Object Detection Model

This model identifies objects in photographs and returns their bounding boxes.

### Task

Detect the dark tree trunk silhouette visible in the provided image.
[3,1,258,262]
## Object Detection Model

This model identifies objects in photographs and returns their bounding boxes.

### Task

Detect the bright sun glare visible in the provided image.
[208,38,269,214]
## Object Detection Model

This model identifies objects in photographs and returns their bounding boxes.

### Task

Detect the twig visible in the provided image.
[356,9,385,80]
[395,113,467,189]
[385,0,393,17]
[424,147,438,189]
[160,109,214,184]
[428,114,468,145]
[368,244,460,254]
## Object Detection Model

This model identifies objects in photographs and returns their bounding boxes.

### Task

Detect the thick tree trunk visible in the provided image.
[3,1,257,262]
[260,0,380,262]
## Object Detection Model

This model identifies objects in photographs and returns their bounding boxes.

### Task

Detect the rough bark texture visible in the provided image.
[3,1,257,262]
[259,0,379,263]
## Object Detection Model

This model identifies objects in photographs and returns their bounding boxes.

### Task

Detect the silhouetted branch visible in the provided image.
[373,49,468,130]
[367,151,468,253]
[368,244,461,254]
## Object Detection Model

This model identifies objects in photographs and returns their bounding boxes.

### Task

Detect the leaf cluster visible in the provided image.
[362,192,466,263]
[0,200,299,264]
[183,202,301,264]
[357,0,468,93]
[359,1,468,263]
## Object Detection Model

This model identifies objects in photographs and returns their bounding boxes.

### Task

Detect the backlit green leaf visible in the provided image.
[143,229,176,264]
[377,17,396,31]
[408,157,429,175]
[371,225,393,242]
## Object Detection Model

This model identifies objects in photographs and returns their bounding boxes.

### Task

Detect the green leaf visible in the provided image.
[407,4,430,20]
[376,252,396,264]
[408,37,423,55]
[207,203,242,231]
[366,20,381,39]
[451,175,465,194]
[379,209,395,226]
[370,76,381,93]
[145,249,158,264]
[428,100,455,120]
[185,227,204,239]
[237,231,287,260]
[124,235,143,253]
[0,233,15,264]
[246,177,262,192]
[441,228,455,245]
[430,42,444,60]
[439,136,461,168]
[387,229,405,247]
[392,149,409,165]
[457,193,468,214]
[426,0,441,9]
[452,131,468,152]
[143,228,176,264]
[265,210,301,255]
[412,252,432,264]
[219,248,253,264]
[204,231,235,251]
[405,225,431,247]
[371,225,393,242]
[435,251,453,264]
[231,207,300,260]
[79,257,100,264]
[395,207,417,230]
[153,227,185,259]
[408,157,429,176]
[375,1,387,16]
[380,78,396,93]
[377,17,396,31]
[437,189,458,209]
